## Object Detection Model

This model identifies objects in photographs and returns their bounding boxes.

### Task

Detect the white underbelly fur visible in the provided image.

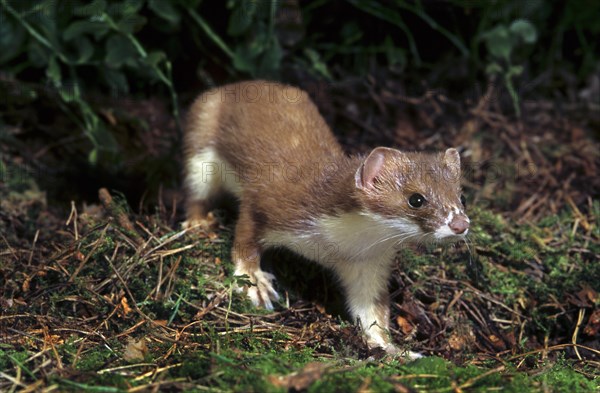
[186,147,243,200]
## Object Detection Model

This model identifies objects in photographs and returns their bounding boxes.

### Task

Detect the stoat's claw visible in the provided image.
[382,344,423,360]
[234,269,279,310]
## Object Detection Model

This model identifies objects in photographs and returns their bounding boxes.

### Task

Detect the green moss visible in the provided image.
[170,346,315,393]
[449,202,599,335]
[56,374,129,392]
[74,345,115,372]
[0,349,30,373]
[309,363,394,392]
[175,352,212,380]
[535,363,598,392]
[214,348,315,392]
[397,247,432,271]
[308,357,598,392]
[471,206,507,236]
[487,265,527,301]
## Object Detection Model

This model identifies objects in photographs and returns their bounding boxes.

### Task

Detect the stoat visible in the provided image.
[182,81,469,359]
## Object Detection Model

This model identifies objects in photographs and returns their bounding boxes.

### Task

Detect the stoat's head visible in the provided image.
[354,147,469,243]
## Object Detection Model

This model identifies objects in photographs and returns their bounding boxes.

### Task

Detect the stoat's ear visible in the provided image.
[355,147,398,189]
[443,148,461,181]
[444,148,461,169]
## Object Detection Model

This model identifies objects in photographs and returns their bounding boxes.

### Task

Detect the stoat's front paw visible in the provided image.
[381,344,423,360]
[234,269,279,310]
[366,333,423,361]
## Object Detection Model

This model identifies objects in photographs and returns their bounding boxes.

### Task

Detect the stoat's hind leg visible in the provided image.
[182,205,217,231]
[231,203,279,310]
[182,147,223,231]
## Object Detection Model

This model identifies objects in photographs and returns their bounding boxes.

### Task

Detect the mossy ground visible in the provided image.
[1,151,598,391]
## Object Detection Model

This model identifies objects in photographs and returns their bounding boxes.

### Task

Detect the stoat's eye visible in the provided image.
[408,193,426,208]
[460,194,466,208]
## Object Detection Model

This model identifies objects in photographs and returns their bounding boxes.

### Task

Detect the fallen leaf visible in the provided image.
[579,286,598,304]
[315,304,326,314]
[488,334,506,351]
[267,362,329,390]
[22,274,31,292]
[567,286,597,308]
[448,331,466,351]
[123,338,148,361]
[119,297,132,317]
[396,316,414,335]
[45,334,64,345]
[583,309,600,337]
[74,251,85,261]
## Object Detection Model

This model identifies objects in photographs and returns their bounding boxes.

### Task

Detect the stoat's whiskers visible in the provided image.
[383,231,422,255]
[462,234,474,266]
[354,230,420,259]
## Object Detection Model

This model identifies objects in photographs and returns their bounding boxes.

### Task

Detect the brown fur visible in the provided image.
[184,81,361,235]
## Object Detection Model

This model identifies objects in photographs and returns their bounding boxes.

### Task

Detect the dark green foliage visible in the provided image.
[0,0,183,165]
[481,19,538,116]
[1,0,598,164]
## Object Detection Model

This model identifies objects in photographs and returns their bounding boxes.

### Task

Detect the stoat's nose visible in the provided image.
[449,216,469,234]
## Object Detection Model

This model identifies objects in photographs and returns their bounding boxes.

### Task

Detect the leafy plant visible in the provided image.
[0,0,183,165]
[0,0,301,166]
[303,0,470,76]
[1,0,598,168]
[225,0,282,78]
[347,0,469,64]
[481,19,537,117]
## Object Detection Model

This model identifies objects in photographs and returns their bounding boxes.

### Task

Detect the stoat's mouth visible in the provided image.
[433,223,469,240]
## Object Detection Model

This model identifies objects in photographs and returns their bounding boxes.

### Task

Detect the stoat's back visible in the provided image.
[185,80,344,173]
